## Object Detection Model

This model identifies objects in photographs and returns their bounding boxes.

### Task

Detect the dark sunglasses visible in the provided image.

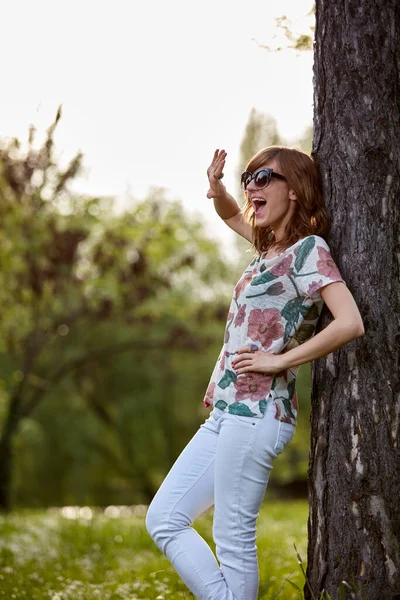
[241,168,287,191]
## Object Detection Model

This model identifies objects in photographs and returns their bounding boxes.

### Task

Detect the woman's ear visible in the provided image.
[289,189,298,201]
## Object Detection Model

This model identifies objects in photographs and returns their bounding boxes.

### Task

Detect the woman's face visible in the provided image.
[246,159,297,231]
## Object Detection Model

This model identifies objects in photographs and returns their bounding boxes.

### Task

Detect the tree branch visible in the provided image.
[19,337,171,418]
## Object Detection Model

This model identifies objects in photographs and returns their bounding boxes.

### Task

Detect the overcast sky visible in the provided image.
[1,0,314,249]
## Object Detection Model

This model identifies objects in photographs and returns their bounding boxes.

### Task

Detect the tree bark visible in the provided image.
[0,395,23,511]
[307,2,400,599]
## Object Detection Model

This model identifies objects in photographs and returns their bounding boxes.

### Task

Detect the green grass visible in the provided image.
[0,500,309,600]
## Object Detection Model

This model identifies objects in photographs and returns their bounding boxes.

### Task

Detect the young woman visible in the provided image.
[146,146,365,600]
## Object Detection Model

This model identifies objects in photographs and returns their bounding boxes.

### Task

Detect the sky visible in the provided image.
[1,0,314,250]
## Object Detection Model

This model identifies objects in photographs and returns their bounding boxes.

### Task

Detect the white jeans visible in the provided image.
[146,401,295,600]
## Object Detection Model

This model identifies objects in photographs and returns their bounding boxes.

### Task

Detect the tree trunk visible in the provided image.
[307,2,400,599]
[0,433,15,512]
[0,396,23,511]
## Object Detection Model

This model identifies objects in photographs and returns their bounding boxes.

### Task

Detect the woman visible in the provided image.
[146,146,365,600]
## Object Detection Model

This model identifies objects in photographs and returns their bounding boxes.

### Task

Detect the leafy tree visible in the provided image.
[0,108,231,510]
[235,109,284,200]
[254,4,315,54]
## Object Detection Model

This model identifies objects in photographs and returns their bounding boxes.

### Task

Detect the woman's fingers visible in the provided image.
[208,149,226,176]
[206,149,227,198]
[235,345,258,355]
[234,359,252,369]
[214,156,226,177]
[215,150,226,171]
[232,352,253,366]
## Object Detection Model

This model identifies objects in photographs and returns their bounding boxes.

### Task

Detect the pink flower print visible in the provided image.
[204,382,216,407]
[269,254,293,276]
[247,308,284,350]
[234,304,246,328]
[234,372,274,402]
[219,351,230,371]
[307,279,324,298]
[281,414,293,424]
[234,273,253,299]
[224,312,234,343]
[317,247,342,280]
[292,391,298,410]
[274,402,281,420]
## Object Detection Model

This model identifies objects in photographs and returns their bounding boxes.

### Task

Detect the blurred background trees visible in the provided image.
[0,107,313,511]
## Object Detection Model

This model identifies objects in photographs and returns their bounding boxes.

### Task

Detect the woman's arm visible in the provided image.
[279,281,365,370]
[217,203,253,243]
[207,149,253,243]
[232,281,365,375]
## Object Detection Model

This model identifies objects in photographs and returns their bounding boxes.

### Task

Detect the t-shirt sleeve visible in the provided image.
[294,236,346,300]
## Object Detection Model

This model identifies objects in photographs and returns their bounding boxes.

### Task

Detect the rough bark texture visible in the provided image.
[307,1,400,599]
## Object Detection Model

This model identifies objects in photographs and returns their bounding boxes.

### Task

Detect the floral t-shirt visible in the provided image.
[203,235,346,425]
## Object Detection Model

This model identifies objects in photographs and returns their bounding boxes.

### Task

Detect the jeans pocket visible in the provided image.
[230,414,258,426]
[274,421,295,455]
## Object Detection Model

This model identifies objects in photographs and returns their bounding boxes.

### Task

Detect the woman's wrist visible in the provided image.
[213,192,241,220]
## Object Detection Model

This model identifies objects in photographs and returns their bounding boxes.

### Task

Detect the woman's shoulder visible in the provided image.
[299,234,330,250]
[294,236,334,267]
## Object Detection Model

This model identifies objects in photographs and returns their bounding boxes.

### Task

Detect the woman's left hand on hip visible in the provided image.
[232,346,286,375]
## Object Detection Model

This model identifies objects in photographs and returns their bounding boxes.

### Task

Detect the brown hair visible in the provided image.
[241,146,330,255]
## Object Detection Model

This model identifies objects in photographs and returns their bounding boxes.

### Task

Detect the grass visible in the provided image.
[0,500,309,600]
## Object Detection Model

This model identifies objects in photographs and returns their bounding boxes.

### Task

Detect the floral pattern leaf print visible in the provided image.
[265,282,285,296]
[218,369,237,389]
[294,236,315,271]
[250,270,278,287]
[247,308,284,349]
[281,297,311,343]
[281,397,296,420]
[269,255,293,277]
[224,312,235,343]
[228,403,257,417]
[234,372,274,402]
[234,304,246,327]
[215,399,228,410]
[287,379,296,401]
[204,382,216,408]
[202,235,346,424]
[317,246,343,280]
[234,273,253,299]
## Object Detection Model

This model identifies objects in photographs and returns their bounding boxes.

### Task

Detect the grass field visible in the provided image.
[0,500,309,600]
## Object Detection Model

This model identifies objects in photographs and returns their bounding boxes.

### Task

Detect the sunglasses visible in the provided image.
[241,168,287,191]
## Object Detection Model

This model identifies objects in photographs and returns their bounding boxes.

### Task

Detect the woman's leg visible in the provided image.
[146,403,295,600]
[212,403,295,600]
[145,410,238,600]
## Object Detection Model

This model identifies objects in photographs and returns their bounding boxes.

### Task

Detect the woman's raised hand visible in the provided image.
[206,149,227,199]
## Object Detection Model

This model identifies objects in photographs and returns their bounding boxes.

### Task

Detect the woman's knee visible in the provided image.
[145,499,163,543]
[145,498,184,552]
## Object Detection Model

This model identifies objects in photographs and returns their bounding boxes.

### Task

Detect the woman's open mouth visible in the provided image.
[251,198,267,216]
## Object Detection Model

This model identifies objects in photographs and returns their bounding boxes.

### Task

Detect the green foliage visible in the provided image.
[256,5,315,54]
[232,110,285,267]
[233,109,313,268]
[0,110,232,509]
[274,16,313,52]
[0,134,229,355]
[1,109,313,510]
[236,109,284,200]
